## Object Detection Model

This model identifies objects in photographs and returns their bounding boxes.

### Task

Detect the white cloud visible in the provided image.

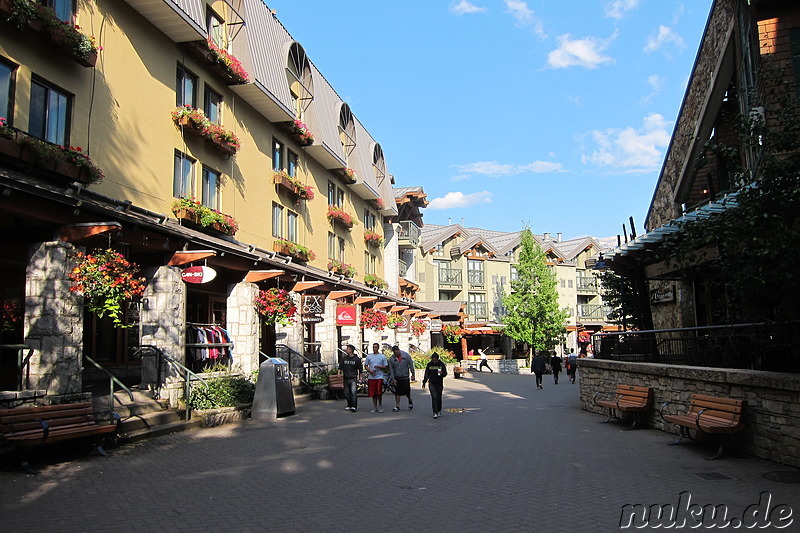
[450,0,486,14]
[503,0,546,38]
[428,191,493,210]
[547,32,616,69]
[604,0,640,20]
[450,174,470,182]
[453,160,564,177]
[647,74,665,92]
[581,113,671,172]
[644,25,686,54]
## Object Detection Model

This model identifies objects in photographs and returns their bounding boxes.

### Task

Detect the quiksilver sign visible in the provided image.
[181,266,217,284]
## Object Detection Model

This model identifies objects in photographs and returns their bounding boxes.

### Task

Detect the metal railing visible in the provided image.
[397,221,421,248]
[467,302,488,320]
[132,345,208,420]
[592,321,800,373]
[438,268,462,286]
[274,343,331,388]
[468,270,484,287]
[578,304,612,319]
[576,276,598,292]
[399,259,408,278]
[0,344,33,391]
[84,354,134,413]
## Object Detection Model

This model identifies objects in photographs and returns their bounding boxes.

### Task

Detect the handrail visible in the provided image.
[132,345,208,421]
[84,355,134,414]
[0,344,32,391]
[274,344,331,388]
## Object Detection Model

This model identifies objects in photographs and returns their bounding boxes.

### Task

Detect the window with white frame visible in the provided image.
[287,150,298,177]
[204,85,222,124]
[176,65,197,108]
[201,167,220,210]
[29,78,70,146]
[173,151,194,198]
[364,251,376,275]
[206,8,226,49]
[272,203,284,238]
[328,182,344,207]
[272,139,284,172]
[287,210,298,242]
[363,208,376,231]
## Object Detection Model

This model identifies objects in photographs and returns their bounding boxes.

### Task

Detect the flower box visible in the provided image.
[328,260,356,278]
[340,167,357,184]
[273,171,314,202]
[0,135,22,159]
[183,40,249,85]
[280,119,314,147]
[364,274,388,290]
[364,230,384,247]
[172,198,238,236]
[327,205,355,230]
[172,107,240,157]
[273,239,315,262]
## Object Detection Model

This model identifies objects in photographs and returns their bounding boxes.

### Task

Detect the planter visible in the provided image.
[173,208,201,224]
[73,50,98,68]
[209,221,236,236]
[193,404,251,428]
[176,115,204,137]
[273,240,312,262]
[208,137,238,157]
[0,136,22,159]
[183,41,249,85]
[53,159,82,181]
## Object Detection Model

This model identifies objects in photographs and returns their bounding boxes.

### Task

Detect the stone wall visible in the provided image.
[578,358,800,467]
[227,282,259,375]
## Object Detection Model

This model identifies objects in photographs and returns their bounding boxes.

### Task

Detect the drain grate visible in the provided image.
[443,408,480,413]
[694,472,733,481]
[764,471,800,484]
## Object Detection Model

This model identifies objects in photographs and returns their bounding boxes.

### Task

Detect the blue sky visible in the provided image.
[266,0,713,240]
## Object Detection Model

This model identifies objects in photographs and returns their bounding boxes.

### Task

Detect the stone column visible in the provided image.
[227,282,259,375]
[24,241,83,396]
[383,221,400,294]
[139,265,184,397]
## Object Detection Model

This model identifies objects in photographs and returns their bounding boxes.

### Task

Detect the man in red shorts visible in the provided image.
[365,343,389,413]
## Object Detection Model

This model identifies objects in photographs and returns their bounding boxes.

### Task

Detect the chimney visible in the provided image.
[557,232,562,242]
[543,232,550,241]
[448,218,452,225]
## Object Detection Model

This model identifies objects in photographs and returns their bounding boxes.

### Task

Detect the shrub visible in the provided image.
[427,346,458,364]
[188,375,255,410]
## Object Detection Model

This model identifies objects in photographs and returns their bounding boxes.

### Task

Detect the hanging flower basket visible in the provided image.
[441,324,465,343]
[327,205,356,229]
[387,314,405,330]
[341,167,357,184]
[172,106,240,156]
[327,260,356,278]
[578,331,591,343]
[289,119,314,146]
[364,230,384,247]
[373,198,386,210]
[273,171,314,201]
[410,319,427,337]
[183,38,249,85]
[273,238,315,262]
[360,307,389,331]
[172,197,239,236]
[364,274,387,290]
[254,288,296,326]
[68,249,146,328]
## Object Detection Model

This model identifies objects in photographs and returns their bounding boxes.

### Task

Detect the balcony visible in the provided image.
[578,304,613,320]
[438,268,462,287]
[467,302,488,320]
[576,276,598,293]
[398,221,421,248]
[399,259,408,278]
[468,270,484,287]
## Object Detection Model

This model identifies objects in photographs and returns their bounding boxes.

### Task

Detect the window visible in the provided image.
[201,167,220,210]
[287,150,298,177]
[433,243,444,257]
[363,208,376,231]
[287,43,312,119]
[272,203,284,238]
[206,9,226,49]
[45,0,72,22]
[272,139,284,172]
[328,182,343,207]
[467,259,484,286]
[29,78,69,146]
[204,86,222,124]
[568,279,573,289]
[287,211,298,242]
[0,59,15,124]
[328,232,345,261]
[173,151,195,198]
[364,252,376,275]
[510,265,518,281]
[176,65,197,107]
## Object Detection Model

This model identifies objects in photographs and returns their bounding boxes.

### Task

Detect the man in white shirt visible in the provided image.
[364,343,389,413]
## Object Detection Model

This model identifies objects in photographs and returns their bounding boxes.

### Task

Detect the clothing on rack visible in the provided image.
[187,324,233,361]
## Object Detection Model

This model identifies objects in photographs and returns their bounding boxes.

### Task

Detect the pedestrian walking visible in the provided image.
[566,349,578,384]
[550,352,562,384]
[422,352,447,418]
[365,343,389,413]
[389,345,415,411]
[532,351,546,389]
[339,344,362,412]
[478,348,493,373]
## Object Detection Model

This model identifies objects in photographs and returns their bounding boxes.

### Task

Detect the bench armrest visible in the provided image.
[659,402,673,423]
[694,408,733,433]
[35,418,49,444]
[593,391,621,407]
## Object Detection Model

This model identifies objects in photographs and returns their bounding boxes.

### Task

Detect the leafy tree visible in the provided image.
[597,270,649,331]
[502,228,567,363]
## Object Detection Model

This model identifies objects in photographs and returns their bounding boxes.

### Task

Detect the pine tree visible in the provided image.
[501,228,568,364]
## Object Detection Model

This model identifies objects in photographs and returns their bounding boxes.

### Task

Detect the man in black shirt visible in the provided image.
[422,352,448,418]
[339,344,362,412]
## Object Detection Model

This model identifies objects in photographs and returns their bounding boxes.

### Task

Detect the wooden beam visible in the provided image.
[355,296,377,305]
[643,245,719,279]
[291,281,324,292]
[168,250,216,266]
[402,309,417,316]
[60,222,122,242]
[245,270,285,283]
[327,290,356,300]
[374,301,394,309]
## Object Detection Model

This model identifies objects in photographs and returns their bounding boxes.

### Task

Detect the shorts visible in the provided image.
[393,377,410,396]
[368,379,384,397]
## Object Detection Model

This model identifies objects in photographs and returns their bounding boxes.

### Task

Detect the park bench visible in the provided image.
[593,384,653,429]
[453,366,465,379]
[0,401,120,473]
[660,393,747,460]
[327,374,345,400]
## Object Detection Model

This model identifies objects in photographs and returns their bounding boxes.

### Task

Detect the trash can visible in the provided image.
[252,357,295,420]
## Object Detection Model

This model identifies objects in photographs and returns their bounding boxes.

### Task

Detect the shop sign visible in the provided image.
[302,315,324,324]
[430,319,442,332]
[650,285,675,304]
[336,305,357,326]
[181,265,217,284]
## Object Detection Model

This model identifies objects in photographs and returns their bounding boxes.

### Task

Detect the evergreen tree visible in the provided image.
[502,228,568,363]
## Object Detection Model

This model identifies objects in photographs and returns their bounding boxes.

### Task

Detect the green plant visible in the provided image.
[364,274,387,289]
[188,375,255,410]
[14,133,105,183]
[387,314,405,329]
[172,197,239,235]
[412,353,430,369]
[426,346,458,364]
[364,230,384,247]
[327,205,356,228]
[274,237,316,261]
[441,324,465,343]
[360,307,388,330]
[204,37,249,84]
[254,288,296,326]
[307,372,328,387]
[171,106,240,154]
[328,259,356,278]
[9,0,100,61]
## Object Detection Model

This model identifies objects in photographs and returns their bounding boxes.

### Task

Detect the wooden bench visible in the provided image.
[453,366,465,379]
[660,393,747,460]
[327,374,345,400]
[0,402,120,473]
[593,384,653,430]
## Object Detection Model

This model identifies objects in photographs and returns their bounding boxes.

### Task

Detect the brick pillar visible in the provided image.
[24,241,83,395]
[227,282,259,375]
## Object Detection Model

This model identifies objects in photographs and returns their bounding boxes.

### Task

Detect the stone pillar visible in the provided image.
[227,282,259,375]
[139,265,184,395]
[318,300,338,366]
[383,221,400,294]
[24,241,83,395]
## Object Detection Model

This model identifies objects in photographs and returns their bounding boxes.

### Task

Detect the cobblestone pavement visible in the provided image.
[2,372,799,532]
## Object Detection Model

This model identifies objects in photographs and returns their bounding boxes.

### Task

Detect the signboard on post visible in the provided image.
[650,285,675,304]
[181,266,217,284]
[336,305,357,326]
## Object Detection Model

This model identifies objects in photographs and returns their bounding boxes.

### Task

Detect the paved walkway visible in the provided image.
[2,372,799,532]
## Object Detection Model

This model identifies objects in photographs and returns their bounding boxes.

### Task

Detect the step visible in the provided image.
[116,418,203,445]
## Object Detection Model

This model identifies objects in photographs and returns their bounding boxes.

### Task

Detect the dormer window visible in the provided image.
[373,144,386,185]
[339,103,356,158]
[207,8,226,49]
[287,43,313,119]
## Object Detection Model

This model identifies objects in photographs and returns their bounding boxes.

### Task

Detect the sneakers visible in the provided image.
[345,406,352,411]
[408,403,414,411]
[351,408,357,413]
[370,409,377,413]
[378,407,384,413]
[392,406,400,412]
[433,413,439,419]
